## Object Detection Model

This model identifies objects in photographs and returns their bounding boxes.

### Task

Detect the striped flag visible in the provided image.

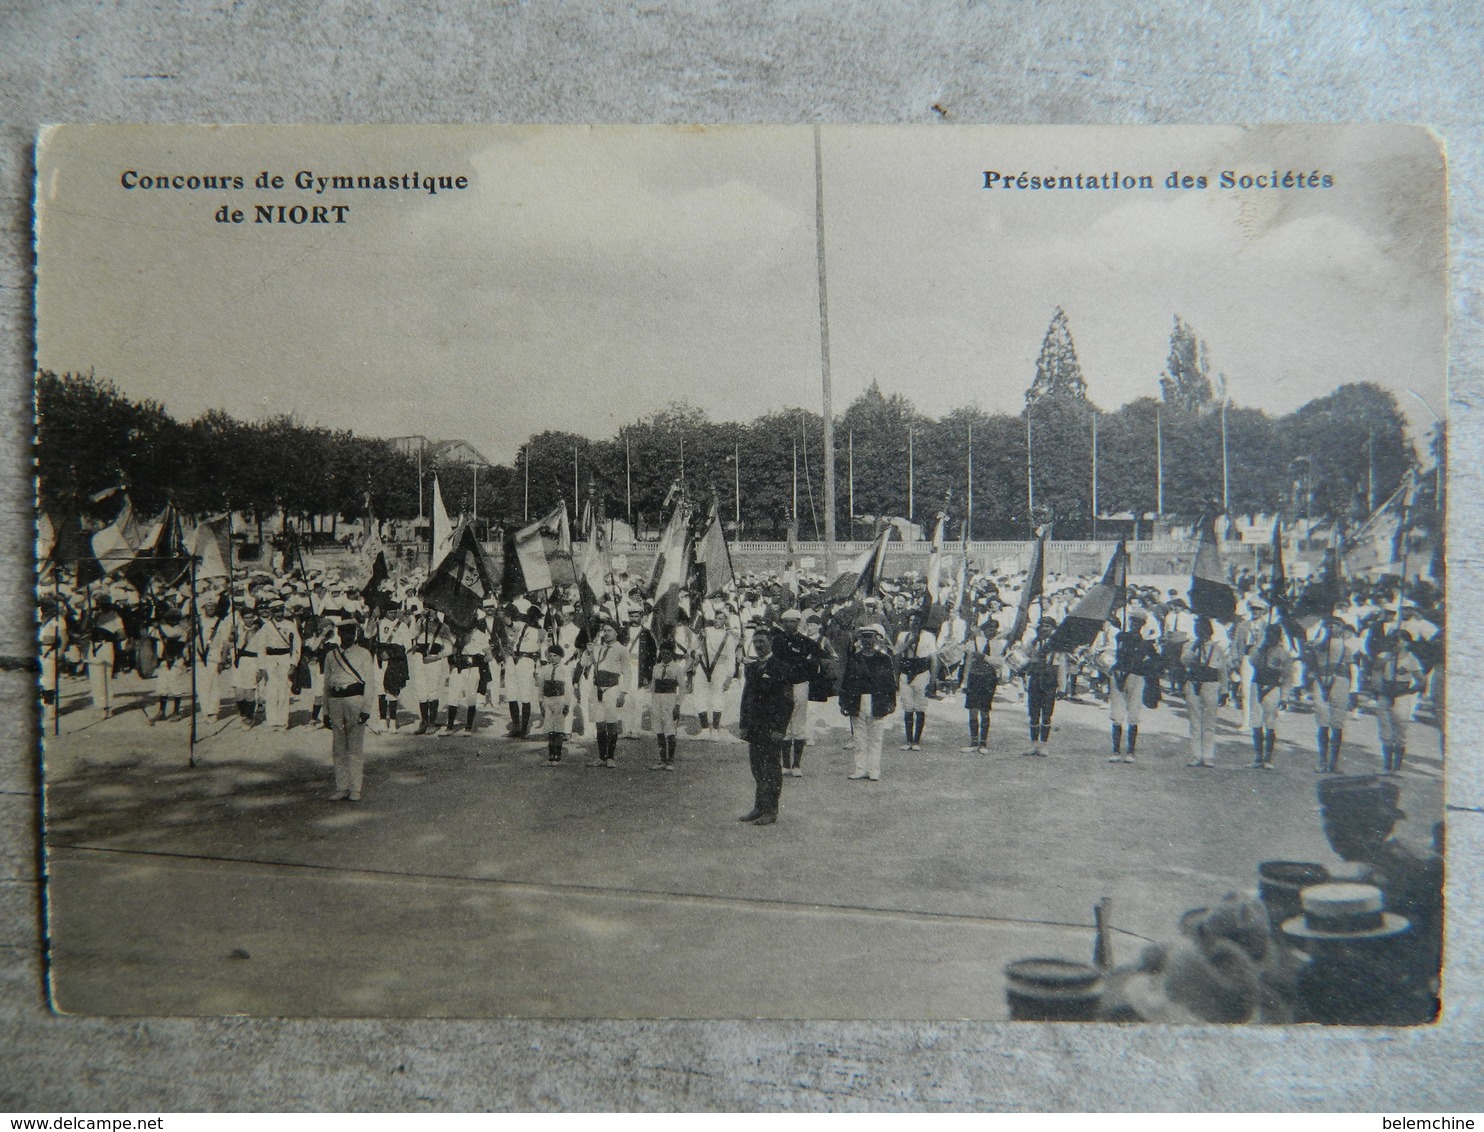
[1188,511,1237,621]
[1005,528,1047,646]
[512,503,575,593]
[694,499,734,598]
[649,501,693,641]
[1049,541,1128,651]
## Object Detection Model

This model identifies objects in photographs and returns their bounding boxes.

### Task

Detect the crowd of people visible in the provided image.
[37,538,1446,1024]
[38,542,1445,815]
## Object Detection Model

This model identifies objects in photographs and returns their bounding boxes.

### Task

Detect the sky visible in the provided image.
[36,124,1447,465]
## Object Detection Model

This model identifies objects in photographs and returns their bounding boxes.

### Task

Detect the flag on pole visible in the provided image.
[511,503,575,593]
[925,512,947,602]
[124,503,190,590]
[362,549,392,612]
[1005,528,1047,646]
[694,499,735,598]
[781,513,800,606]
[1188,511,1237,621]
[649,501,693,640]
[189,516,231,581]
[951,523,971,613]
[40,510,103,584]
[806,525,890,607]
[1294,543,1343,632]
[574,515,610,630]
[1343,474,1417,579]
[1049,541,1128,651]
[90,496,151,573]
[420,522,497,630]
[1268,518,1288,612]
[430,475,455,568]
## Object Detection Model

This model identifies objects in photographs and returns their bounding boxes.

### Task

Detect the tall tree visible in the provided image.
[1027,307,1088,405]
[1159,315,1216,411]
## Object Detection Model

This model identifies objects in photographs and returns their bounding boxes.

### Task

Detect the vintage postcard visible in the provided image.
[34,125,1446,1020]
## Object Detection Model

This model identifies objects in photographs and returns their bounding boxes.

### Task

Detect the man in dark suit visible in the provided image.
[737,629,793,826]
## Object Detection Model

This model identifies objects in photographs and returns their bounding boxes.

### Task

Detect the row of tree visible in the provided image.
[37,312,1425,542]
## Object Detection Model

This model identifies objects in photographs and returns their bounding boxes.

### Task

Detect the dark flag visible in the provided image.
[1049,541,1128,651]
[362,550,392,612]
[1268,518,1289,613]
[1188,511,1237,621]
[421,523,497,631]
[41,509,104,584]
[1294,544,1342,633]
[124,504,190,591]
[1005,527,1047,646]
[805,525,890,608]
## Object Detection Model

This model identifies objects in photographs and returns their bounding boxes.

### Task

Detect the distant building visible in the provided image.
[389,436,490,467]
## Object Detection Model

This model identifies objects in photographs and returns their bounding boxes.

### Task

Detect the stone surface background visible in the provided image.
[1,1,1481,1111]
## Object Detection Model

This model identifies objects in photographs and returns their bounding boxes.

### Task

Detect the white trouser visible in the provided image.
[853,714,886,778]
[1185,680,1220,764]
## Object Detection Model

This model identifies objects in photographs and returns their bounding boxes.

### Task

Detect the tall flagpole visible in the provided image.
[1026,412,1035,534]
[51,555,61,738]
[625,432,633,530]
[966,422,974,540]
[792,436,799,521]
[813,126,837,577]
[1221,399,1230,515]
[1156,406,1165,517]
[848,430,855,541]
[907,425,915,520]
[188,547,198,766]
[1091,411,1099,541]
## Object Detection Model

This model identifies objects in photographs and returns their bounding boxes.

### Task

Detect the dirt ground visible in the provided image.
[39,671,1444,1018]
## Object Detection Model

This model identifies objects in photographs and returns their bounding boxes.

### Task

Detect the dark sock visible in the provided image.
[519,703,531,736]
[1030,722,1039,743]
[1394,746,1405,772]
[446,706,457,729]
[913,712,925,743]
[1111,724,1123,754]
[904,714,914,743]
[1317,727,1330,760]
[509,702,520,726]
[968,713,979,745]
[387,700,399,725]
[1329,729,1342,770]
[1252,728,1264,758]
[1265,729,1276,759]
[712,711,722,730]
[1127,725,1138,754]
[667,735,677,763]
[465,707,476,731]
[1039,723,1051,743]
[698,715,708,731]
[379,694,388,721]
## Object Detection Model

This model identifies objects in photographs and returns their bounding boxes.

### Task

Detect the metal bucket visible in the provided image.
[1004,958,1103,1021]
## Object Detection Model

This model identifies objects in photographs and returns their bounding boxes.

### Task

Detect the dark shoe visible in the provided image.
[753,812,777,826]
[738,808,764,822]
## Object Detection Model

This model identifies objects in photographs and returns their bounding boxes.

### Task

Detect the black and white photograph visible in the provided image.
[34,123,1447,1023]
